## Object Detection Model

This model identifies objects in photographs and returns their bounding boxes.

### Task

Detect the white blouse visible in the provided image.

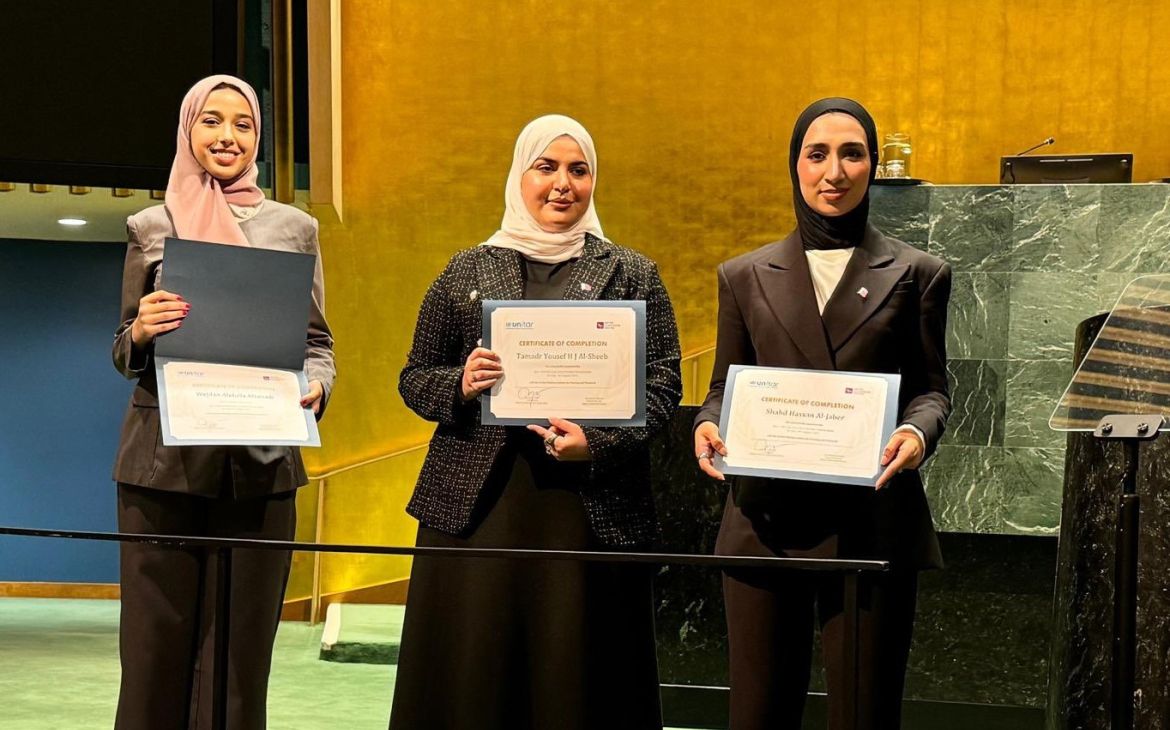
[804,247,926,452]
[805,248,855,314]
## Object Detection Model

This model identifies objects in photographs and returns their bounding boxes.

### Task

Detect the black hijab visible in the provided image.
[788,97,879,251]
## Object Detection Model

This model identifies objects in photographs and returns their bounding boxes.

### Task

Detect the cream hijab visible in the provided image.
[165,75,264,247]
[481,114,605,263]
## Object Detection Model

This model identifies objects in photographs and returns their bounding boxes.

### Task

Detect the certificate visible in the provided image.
[156,360,319,446]
[715,366,901,486]
[154,237,321,447]
[481,300,647,426]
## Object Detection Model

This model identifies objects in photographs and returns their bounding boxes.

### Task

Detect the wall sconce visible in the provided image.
[69,186,92,195]
[0,182,15,192]
[112,188,134,198]
[30,183,52,194]
[150,190,165,201]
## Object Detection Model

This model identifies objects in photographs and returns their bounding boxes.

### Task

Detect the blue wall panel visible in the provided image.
[0,239,129,582]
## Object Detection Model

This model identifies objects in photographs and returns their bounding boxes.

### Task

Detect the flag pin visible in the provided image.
[580,282,593,292]
[857,287,869,300]
[469,290,478,301]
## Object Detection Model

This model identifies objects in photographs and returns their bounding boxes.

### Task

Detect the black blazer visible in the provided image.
[696,225,950,569]
[400,234,682,548]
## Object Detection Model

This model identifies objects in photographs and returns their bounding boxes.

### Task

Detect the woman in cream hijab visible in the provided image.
[111,74,334,730]
[392,114,682,729]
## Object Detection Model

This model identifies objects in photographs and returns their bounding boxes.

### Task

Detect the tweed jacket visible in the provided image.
[400,234,682,548]
[111,201,335,498]
[696,225,951,569]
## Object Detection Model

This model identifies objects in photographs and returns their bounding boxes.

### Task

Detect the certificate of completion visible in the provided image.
[715,366,900,486]
[157,360,320,447]
[153,237,321,447]
[481,300,647,426]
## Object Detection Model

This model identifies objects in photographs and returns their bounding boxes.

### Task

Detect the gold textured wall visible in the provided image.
[298,0,1170,593]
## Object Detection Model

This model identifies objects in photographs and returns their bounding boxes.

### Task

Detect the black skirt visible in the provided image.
[388,431,662,730]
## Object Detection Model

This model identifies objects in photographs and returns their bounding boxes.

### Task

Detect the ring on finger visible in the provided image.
[697,451,711,461]
[543,433,558,447]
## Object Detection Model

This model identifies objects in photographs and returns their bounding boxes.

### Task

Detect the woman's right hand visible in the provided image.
[694,420,728,481]
[130,290,188,348]
[461,347,503,401]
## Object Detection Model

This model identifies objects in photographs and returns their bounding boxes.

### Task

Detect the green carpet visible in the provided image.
[0,598,395,729]
[0,598,701,729]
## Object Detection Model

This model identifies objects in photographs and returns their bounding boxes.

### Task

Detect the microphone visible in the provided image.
[1015,137,1055,156]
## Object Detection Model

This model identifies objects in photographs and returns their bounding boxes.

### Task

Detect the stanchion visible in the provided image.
[841,571,861,730]
[211,546,234,730]
[0,525,889,730]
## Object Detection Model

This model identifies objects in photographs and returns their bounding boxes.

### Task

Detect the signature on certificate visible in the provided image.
[516,387,550,404]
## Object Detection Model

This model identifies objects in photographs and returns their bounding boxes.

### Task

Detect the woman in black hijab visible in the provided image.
[693,98,952,729]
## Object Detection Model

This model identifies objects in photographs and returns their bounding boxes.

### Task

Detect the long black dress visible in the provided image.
[388,259,663,730]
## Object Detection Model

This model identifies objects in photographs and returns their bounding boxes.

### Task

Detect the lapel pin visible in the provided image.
[580,282,593,292]
[469,290,478,301]
[857,287,869,300]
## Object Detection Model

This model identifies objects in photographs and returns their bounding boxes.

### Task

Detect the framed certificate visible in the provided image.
[480,300,647,426]
[154,238,321,447]
[155,359,319,447]
[715,365,901,486]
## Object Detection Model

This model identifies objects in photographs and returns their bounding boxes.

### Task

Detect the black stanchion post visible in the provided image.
[841,571,860,730]
[212,546,234,730]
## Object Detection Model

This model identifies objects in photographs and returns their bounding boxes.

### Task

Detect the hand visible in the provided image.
[300,380,325,415]
[875,430,925,490]
[130,290,187,348]
[694,420,727,481]
[527,417,591,462]
[461,347,503,401]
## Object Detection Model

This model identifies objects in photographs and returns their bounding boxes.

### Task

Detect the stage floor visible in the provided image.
[0,597,703,729]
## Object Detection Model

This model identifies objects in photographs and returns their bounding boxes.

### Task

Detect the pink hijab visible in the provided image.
[165,75,264,246]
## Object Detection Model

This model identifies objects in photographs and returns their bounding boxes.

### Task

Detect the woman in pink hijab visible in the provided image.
[110,75,335,730]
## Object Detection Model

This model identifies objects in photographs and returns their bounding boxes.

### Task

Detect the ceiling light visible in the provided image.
[58,217,88,227]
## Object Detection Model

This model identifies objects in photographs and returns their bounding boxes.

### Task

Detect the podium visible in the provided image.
[1048,277,1170,729]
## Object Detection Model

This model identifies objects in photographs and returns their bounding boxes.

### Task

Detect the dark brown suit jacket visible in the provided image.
[399,234,682,548]
[110,202,336,499]
[696,225,950,569]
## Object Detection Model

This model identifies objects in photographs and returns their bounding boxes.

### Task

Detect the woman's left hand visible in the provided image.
[875,430,924,489]
[527,417,592,462]
[301,380,325,415]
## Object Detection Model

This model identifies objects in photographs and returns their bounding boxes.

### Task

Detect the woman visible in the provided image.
[111,75,334,730]
[391,114,682,730]
[694,98,951,730]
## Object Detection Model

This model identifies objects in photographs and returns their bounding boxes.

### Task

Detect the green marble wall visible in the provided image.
[870,183,1170,535]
